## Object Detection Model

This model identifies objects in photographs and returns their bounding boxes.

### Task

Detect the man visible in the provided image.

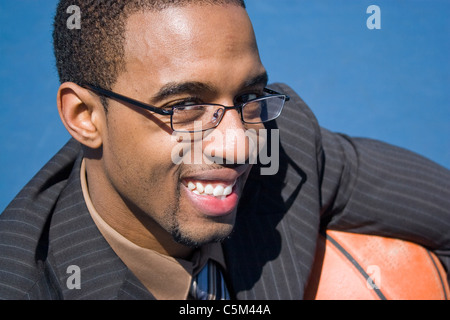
[0,0,449,300]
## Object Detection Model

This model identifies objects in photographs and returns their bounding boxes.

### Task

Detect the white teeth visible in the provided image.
[213,185,224,197]
[204,184,214,195]
[196,182,204,194]
[188,182,196,191]
[186,181,235,198]
[223,186,233,196]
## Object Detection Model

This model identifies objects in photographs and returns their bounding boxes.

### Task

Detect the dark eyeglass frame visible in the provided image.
[81,83,290,132]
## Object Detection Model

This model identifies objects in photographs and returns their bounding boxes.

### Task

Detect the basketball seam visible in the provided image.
[325,232,387,300]
[426,251,448,300]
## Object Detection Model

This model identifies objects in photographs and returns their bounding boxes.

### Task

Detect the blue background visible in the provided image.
[0,0,449,211]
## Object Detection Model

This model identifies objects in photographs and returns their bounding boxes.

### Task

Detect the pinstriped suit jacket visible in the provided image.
[1,83,449,299]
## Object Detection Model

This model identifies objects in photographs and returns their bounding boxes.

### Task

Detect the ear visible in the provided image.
[57,82,104,149]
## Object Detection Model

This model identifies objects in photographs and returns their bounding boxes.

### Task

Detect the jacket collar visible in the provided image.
[48,151,154,300]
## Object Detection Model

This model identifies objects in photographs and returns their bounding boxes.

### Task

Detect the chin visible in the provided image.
[171,220,235,248]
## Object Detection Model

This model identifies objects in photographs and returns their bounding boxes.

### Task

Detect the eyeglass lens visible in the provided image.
[171,95,286,132]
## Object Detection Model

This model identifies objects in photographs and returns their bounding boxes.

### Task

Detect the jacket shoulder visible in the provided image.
[0,139,81,299]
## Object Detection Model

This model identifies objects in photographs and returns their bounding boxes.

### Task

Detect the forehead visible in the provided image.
[119,4,262,92]
[124,4,256,52]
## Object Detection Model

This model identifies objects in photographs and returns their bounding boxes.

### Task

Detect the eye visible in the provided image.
[164,97,202,109]
[175,105,199,111]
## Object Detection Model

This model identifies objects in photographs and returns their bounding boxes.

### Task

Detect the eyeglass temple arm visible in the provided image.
[82,84,289,112]
[263,88,290,101]
[81,83,173,116]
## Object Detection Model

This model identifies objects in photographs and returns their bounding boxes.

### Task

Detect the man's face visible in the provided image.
[98,4,266,247]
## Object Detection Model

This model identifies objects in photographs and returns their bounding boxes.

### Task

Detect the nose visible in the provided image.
[202,108,255,165]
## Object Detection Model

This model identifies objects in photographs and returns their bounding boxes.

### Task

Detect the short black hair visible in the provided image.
[53,0,246,94]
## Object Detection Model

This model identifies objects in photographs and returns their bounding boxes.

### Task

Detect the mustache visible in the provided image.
[180,163,250,174]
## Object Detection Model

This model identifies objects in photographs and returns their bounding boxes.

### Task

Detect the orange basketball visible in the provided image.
[305,230,449,300]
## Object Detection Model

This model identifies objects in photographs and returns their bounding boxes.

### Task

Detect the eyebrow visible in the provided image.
[150,71,269,103]
[151,82,215,103]
[244,72,269,89]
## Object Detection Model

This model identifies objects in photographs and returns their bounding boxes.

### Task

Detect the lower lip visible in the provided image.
[182,183,240,217]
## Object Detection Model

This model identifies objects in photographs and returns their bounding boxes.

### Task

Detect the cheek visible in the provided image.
[102,114,180,210]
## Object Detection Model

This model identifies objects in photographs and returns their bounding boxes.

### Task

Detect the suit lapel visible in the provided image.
[224,83,323,299]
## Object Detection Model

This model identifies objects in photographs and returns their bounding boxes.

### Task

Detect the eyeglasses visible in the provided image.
[81,83,290,133]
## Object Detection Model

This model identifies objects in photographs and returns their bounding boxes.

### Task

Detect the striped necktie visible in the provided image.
[190,259,230,300]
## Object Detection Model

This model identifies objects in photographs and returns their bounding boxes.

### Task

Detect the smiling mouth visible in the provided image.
[180,166,249,217]
[181,178,240,218]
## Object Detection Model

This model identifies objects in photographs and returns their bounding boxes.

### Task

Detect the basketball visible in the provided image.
[304,230,449,300]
